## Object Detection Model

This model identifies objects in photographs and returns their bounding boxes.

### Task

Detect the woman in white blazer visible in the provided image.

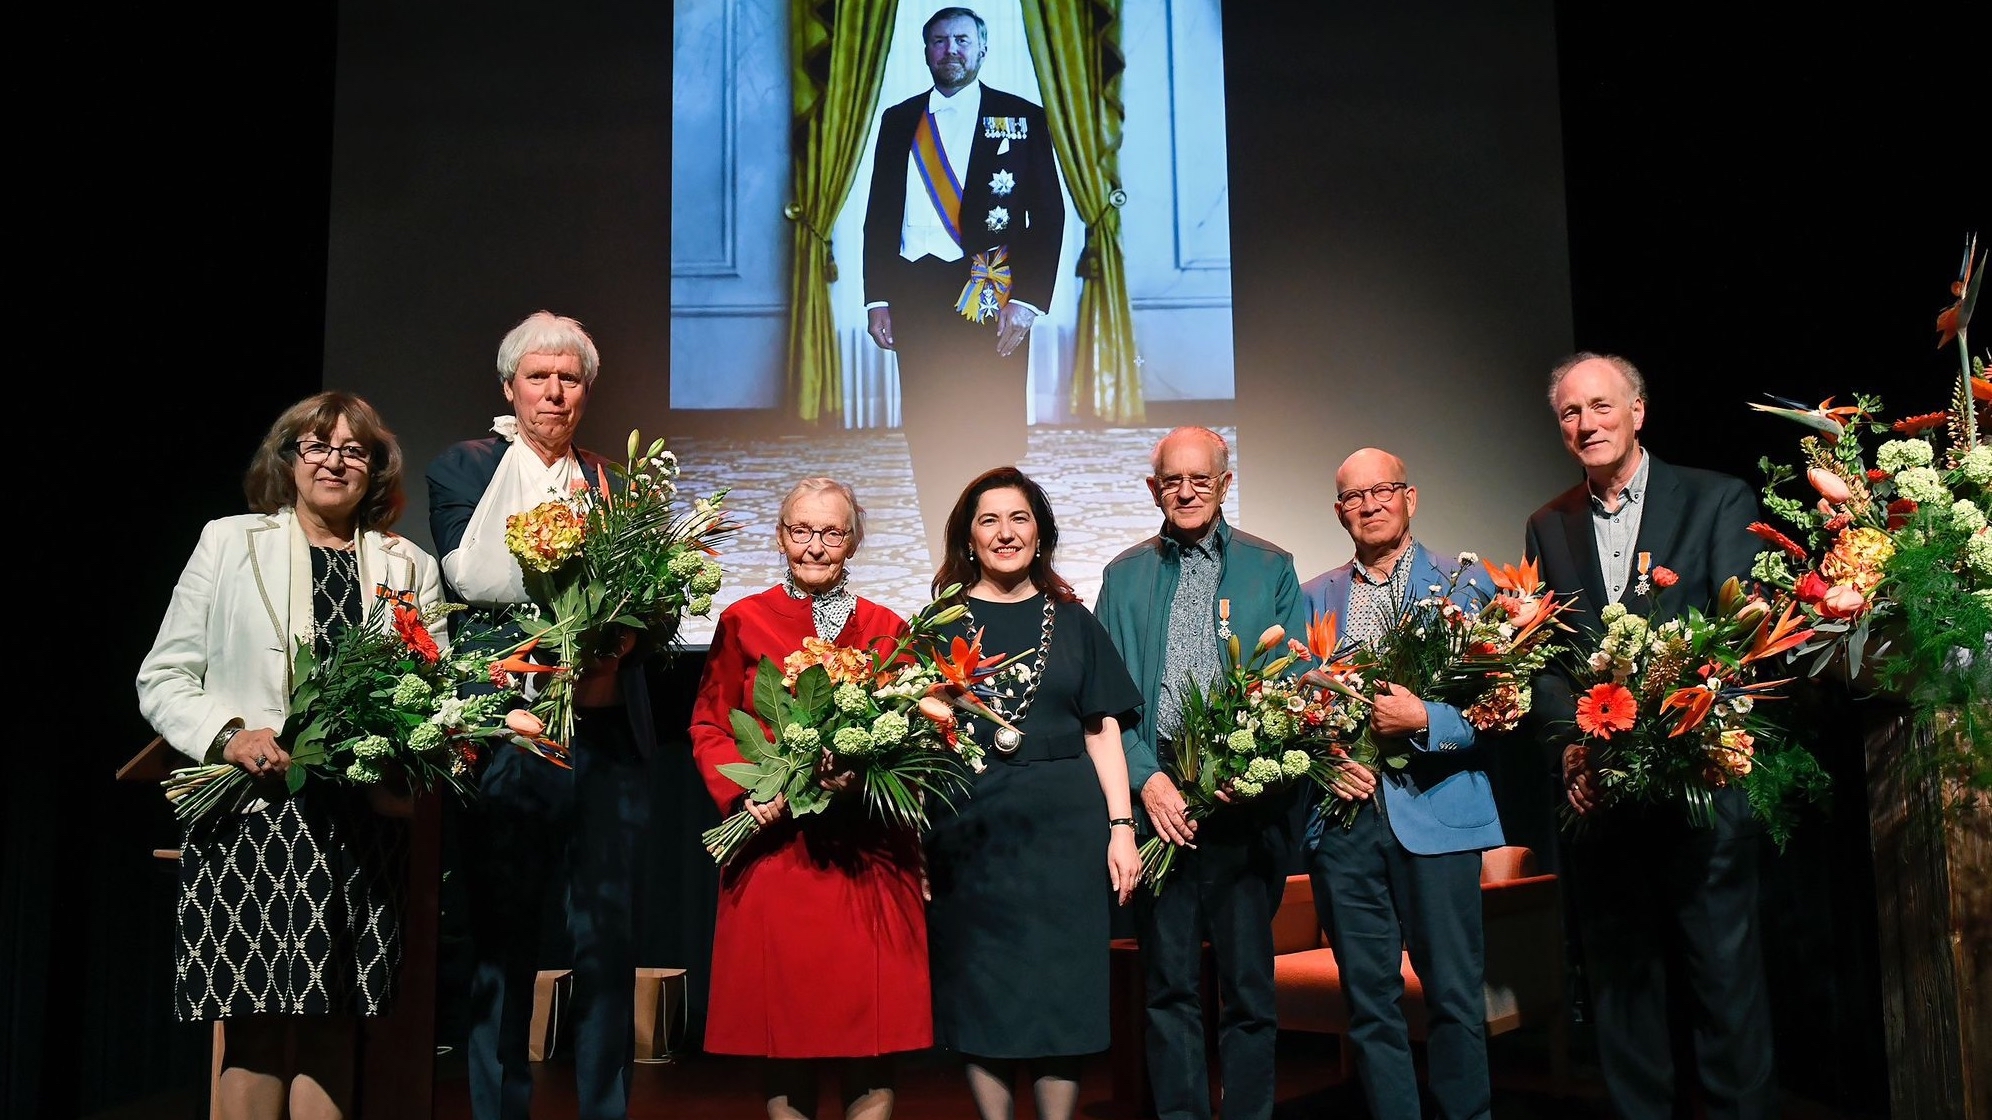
[137,391,445,1120]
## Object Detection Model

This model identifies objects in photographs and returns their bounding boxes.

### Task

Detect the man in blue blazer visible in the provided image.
[427,311,654,1120]
[1525,353,1774,1120]
[1301,447,1501,1120]
[862,6,1065,567]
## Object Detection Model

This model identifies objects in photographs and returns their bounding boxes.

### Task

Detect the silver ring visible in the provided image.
[257,756,269,767]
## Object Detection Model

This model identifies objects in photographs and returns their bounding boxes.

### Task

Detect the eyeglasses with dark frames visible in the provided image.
[781,523,850,548]
[293,440,372,467]
[1336,481,1410,509]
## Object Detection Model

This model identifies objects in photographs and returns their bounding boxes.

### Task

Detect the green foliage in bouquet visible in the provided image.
[1749,233,1991,789]
[1309,556,1573,833]
[502,429,736,749]
[1561,580,1831,849]
[1139,616,1345,893]
[164,595,524,825]
[700,590,1010,868]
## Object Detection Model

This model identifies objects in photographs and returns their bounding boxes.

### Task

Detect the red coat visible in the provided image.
[690,585,932,1057]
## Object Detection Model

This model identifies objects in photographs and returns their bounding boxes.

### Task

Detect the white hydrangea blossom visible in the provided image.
[1875,438,1935,474]
[1894,466,1950,505]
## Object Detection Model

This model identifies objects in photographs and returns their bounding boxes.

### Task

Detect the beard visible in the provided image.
[931,59,971,88]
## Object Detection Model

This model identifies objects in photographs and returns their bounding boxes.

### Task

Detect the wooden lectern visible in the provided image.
[120,735,442,1120]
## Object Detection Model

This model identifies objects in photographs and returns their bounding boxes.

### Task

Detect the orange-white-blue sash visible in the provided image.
[956,247,1011,323]
[912,111,963,247]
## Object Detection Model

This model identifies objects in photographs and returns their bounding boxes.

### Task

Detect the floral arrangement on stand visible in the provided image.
[1138,604,1348,892]
[163,593,526,826]
[1748,233,1991,786]
[1561,577,1830,846]
[699,589,1008,868]
[501,429,735,753]
[1308,555,1574,832]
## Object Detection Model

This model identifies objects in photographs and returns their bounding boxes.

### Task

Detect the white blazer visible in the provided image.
[137,508,448,765]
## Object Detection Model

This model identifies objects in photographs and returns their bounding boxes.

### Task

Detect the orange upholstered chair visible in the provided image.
[1271,844,1568,1087]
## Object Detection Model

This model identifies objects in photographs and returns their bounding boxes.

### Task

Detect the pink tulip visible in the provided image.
[1255,625,1287,654]
[506,709,546,737]
[1807,467,1852,505]
[916,696,956,728]
[1819,584,1868,619]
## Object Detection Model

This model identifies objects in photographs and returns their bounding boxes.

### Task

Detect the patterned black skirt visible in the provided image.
[176,787,407,1021]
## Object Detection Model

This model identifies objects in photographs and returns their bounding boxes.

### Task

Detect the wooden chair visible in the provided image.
[1271,844,1569,1089]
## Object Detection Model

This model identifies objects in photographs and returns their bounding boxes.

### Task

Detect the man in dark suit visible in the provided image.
[1525,352,1777,1120]
[427,311,654,1120]
[862,6,1064,568]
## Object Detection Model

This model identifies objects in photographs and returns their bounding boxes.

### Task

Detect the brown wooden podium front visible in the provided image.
[121,737,441,1120]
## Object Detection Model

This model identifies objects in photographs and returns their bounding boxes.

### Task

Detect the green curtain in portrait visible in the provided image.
[785,0,900,423]
[1019,0,1143,423]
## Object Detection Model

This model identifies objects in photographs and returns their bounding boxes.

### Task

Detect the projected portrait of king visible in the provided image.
[862,5,1065,568]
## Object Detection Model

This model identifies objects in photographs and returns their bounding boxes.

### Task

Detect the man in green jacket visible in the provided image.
[1095,425,1307,1120]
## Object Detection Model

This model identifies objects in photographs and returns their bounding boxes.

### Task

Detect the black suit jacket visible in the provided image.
[861,83,1064,313]
[1524,451,1762,751]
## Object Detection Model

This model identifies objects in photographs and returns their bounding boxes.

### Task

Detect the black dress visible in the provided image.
[924,592,1142,1057]
[175,543,408,1021]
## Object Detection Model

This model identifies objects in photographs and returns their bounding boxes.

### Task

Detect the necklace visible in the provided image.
[959,592,1055,754]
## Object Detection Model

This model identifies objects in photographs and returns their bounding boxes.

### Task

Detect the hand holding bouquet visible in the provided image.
[1561,576,1829,846]
[500,430,735,751]
[699,588,1017,868]
[163,593,525,825]
[1139,606,1349,892]
[1309,554,1572,832]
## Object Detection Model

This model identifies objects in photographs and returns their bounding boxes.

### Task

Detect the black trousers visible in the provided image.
[880,254,1028,570]
[1567,786,1777,1120]
[1134,821,1286,1120]
[461,710,647,1120]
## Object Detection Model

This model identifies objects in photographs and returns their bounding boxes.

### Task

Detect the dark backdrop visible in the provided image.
[15,1,1980,1116]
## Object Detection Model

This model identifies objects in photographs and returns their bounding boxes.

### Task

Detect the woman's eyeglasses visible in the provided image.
[781,523,849,548]
[294,441,371,467]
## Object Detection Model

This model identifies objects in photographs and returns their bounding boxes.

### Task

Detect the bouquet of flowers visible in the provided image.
[163,592,526,826]
[1309,555,1574,832]
[699,588,1014,868]
[501,429,735,750]
[1748,233,1990,781]
[1138,603,1351,892]
[1561,577,1830,846]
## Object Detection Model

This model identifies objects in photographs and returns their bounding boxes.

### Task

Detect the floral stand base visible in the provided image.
[1862,704,1991,1118]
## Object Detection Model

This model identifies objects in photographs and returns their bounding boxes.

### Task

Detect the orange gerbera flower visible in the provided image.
[1747,522,1810,562]
[1575,683,1638,738]
[1891,411,1949,435]
[392,603,441,664]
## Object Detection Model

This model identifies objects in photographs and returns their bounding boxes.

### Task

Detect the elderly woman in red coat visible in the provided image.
[691,476,928,1120]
